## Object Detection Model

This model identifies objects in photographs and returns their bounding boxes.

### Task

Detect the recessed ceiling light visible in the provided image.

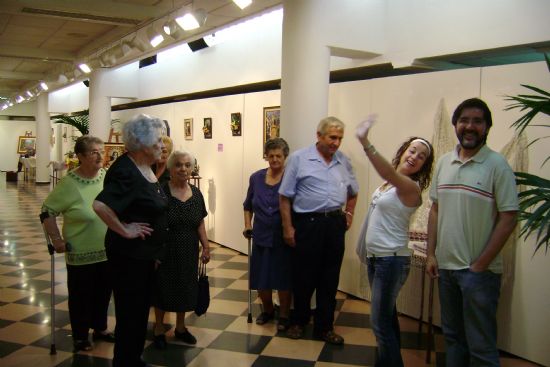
[233,0,252,9]
[78,63,92,73]
[175,9,207,31]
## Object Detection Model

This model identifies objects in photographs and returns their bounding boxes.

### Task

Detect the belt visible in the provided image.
[366,247,412,258]
[295,209,343,218]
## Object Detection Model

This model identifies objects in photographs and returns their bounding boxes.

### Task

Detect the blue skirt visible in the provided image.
[249,243,291,291]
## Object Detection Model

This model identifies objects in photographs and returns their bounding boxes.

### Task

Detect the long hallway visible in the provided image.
[0,174,539,367]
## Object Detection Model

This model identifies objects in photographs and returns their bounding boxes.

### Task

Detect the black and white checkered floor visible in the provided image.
[0,173,538,367]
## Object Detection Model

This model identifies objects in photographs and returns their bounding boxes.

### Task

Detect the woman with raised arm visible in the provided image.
[355,116,434,367]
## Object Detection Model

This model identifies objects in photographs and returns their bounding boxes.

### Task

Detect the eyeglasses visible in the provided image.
[87,150,106,156]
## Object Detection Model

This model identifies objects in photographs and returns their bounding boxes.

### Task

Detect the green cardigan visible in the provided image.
[42,169,107,265]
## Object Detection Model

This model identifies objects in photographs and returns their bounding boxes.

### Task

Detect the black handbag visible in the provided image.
[195,261,210,316]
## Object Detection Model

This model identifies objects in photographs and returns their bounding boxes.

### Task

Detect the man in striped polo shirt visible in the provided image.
[426,98,518,367]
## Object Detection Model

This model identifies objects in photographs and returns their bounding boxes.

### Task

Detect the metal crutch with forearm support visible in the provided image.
[244,230,253,323]
[39,212,71,355]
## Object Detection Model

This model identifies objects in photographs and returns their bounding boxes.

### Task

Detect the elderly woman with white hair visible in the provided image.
[151,150,210,349]
[93,114,168,367]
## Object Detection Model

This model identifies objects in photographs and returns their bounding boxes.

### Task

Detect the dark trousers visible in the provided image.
[291,212,346,334]
[109,252,156,367]
[66,261,112,341]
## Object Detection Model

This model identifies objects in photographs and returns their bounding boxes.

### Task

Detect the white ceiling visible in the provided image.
[0,0,282,103]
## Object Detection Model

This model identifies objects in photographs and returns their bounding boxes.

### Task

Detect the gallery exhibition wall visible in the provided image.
[1,1,549,364]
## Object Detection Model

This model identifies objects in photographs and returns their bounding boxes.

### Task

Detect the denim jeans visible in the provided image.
[367,255,411,367]
[438,269,502,367]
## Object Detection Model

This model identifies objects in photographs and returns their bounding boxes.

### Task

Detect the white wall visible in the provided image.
[0,120,37,172]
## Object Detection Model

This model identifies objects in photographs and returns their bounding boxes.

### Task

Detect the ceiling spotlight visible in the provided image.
[121,42,133,56]
[26,91,33,97]
[40,82,48,91]
[57,73,69,83]
[79,63,92,73]
[233,0,252,9]
[175,9,207,31]
[162,19,183,39]
[129,35,148,52]
[147,26,164,47]
[16,95,25,103]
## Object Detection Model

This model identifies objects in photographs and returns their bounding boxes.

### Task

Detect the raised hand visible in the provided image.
[355,113,378,141]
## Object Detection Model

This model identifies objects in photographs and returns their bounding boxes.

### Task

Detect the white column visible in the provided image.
[89,68,112,141]
[35,93,51,184]
[280,0,331,152]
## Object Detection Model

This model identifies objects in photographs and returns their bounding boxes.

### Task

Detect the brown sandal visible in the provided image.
[286,325,304,339]
[316,330,344,345]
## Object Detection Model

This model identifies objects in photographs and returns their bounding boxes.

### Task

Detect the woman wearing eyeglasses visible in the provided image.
[42,135,115,352]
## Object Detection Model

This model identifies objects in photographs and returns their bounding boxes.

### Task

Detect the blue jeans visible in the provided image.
[367,255,411,367]
[439,269,501,367]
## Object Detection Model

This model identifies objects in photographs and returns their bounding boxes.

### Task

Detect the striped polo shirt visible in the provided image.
[430,145,518,273]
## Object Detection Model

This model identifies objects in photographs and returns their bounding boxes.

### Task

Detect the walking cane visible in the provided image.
[39,212,71,355]
[244,229,253,323]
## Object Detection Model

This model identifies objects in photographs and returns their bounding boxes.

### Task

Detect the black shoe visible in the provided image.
[92,331,115,343]
[73,339,92,352]
[256,312,274,325]
[174,328,197,345]
[277,317,291,331]
[153,334,167,349]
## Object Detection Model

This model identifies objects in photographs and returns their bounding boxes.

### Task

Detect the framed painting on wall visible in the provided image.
[17,136,36,154]
[103,143,125,169]
[230,112,241,136]
[184,118,193,140]
[263,106,280,153]
[203,117,212,139]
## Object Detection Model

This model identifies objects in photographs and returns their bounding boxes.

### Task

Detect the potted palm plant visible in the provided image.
[52,110,90,136]
[504,53,550,254]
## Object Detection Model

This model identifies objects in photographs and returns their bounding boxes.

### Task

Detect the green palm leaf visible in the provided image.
[515,171,550,254]
[51,110,89,136]
[505,54,550,255]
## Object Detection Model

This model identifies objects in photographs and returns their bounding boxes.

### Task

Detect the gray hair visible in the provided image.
[167,150,196,169]
[122,114,164,152]
[74,135,103,155]
[317,116,345,135]
[264,137,290,157]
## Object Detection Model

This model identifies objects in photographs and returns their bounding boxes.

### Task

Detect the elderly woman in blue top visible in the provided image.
[243,138,292,331]
[355,116,434,367]
[93,114,168,367]
[42,135,114,352]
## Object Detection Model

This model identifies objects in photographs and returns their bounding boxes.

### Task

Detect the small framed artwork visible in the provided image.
[103,143,125,169]
[184,118,193,140]
[17,136,36,154]
[230,112,241,136]
[203,117,212,139]
[263,106,280,151]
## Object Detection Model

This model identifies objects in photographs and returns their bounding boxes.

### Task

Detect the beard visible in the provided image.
[458,130,487,150]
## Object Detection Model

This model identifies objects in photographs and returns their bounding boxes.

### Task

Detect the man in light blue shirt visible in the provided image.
[279,116,358,345]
